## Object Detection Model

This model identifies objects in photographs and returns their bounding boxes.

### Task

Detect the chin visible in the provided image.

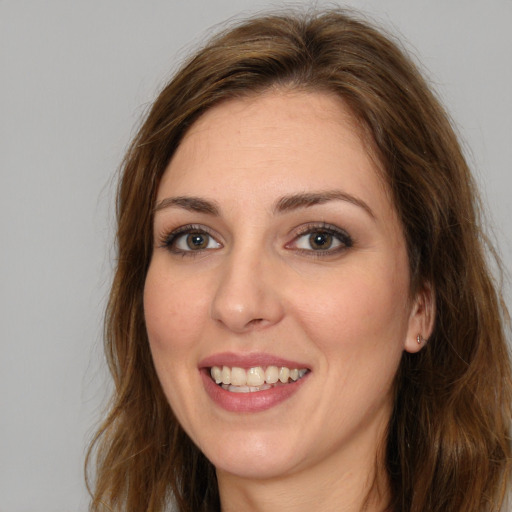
[200,429,302,480]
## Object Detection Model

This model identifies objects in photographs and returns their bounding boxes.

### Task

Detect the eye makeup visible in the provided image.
[158,223,222,256]
[157,220,353,259]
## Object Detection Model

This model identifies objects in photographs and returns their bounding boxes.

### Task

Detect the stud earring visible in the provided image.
[417,334,424,345]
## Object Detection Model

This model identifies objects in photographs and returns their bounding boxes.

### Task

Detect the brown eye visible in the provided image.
[290,224,353,255]
[163,226,222,253]
[309,231,333,250]
[186,233,210,250]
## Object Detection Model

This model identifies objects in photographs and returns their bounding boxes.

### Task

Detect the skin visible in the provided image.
[144,90,433,511]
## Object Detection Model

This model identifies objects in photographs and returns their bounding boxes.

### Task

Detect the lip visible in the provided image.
[199,351,309,370]
[199,352,311,413]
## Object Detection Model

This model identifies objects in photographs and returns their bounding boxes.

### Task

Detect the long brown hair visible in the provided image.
[86,9,511,511]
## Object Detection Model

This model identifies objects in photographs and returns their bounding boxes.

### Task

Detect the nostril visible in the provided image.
[210,272,285,332]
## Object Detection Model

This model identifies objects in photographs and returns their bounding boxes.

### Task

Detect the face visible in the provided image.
[144,91,427,484]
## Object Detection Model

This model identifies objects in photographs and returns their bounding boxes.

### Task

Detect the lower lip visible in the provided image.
[201,370,308,413]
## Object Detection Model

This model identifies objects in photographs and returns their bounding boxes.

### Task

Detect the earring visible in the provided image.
[416,334,424,345]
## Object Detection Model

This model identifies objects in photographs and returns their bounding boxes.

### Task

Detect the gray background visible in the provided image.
[1,1,510,510]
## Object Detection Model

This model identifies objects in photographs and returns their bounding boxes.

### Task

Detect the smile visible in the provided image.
[210,365,309,392]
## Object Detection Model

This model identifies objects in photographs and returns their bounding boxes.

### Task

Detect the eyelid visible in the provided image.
[158,224,223,253]
[285,222,353,255]
[157,221,352,257]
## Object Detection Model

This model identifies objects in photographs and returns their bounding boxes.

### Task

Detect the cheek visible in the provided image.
[143,262,210,355]
[292,264,411,356]
[143,262,212,438]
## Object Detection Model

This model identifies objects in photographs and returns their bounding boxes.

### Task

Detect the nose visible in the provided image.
[210,249,285,333]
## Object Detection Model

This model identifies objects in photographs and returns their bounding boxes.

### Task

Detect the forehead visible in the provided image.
[158,90,388,210]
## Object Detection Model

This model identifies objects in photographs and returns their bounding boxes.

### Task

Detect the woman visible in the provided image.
[86,8,511,512]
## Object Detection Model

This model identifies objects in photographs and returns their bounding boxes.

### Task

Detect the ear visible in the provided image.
[404,282,435,353]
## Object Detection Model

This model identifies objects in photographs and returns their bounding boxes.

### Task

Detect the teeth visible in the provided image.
[223,383,273,393]
[265,366,279,384]
[230,367,246,386]
[210,365,308,391]
[279,367,290,383]
[246,367,265,386]
[221,366,231,385]
[211,366,222,384]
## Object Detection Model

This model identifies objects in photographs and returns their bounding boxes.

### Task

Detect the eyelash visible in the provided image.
[158,222,353,257]
[288,223,353,257]
[158,224,221,257]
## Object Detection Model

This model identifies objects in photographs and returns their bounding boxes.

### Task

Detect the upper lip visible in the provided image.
[199,352,310,370]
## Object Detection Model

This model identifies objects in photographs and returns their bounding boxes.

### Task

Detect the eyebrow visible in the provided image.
[274,190,375,219]
[154,196,220,215]
[154,190,374,219]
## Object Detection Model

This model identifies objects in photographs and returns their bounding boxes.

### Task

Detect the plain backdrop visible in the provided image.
[1,1,510,510]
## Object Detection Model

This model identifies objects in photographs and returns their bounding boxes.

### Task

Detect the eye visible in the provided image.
[175,232,219,251]
[288,224,353,255]
[300,231,335,250]
[160,225,222,254]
